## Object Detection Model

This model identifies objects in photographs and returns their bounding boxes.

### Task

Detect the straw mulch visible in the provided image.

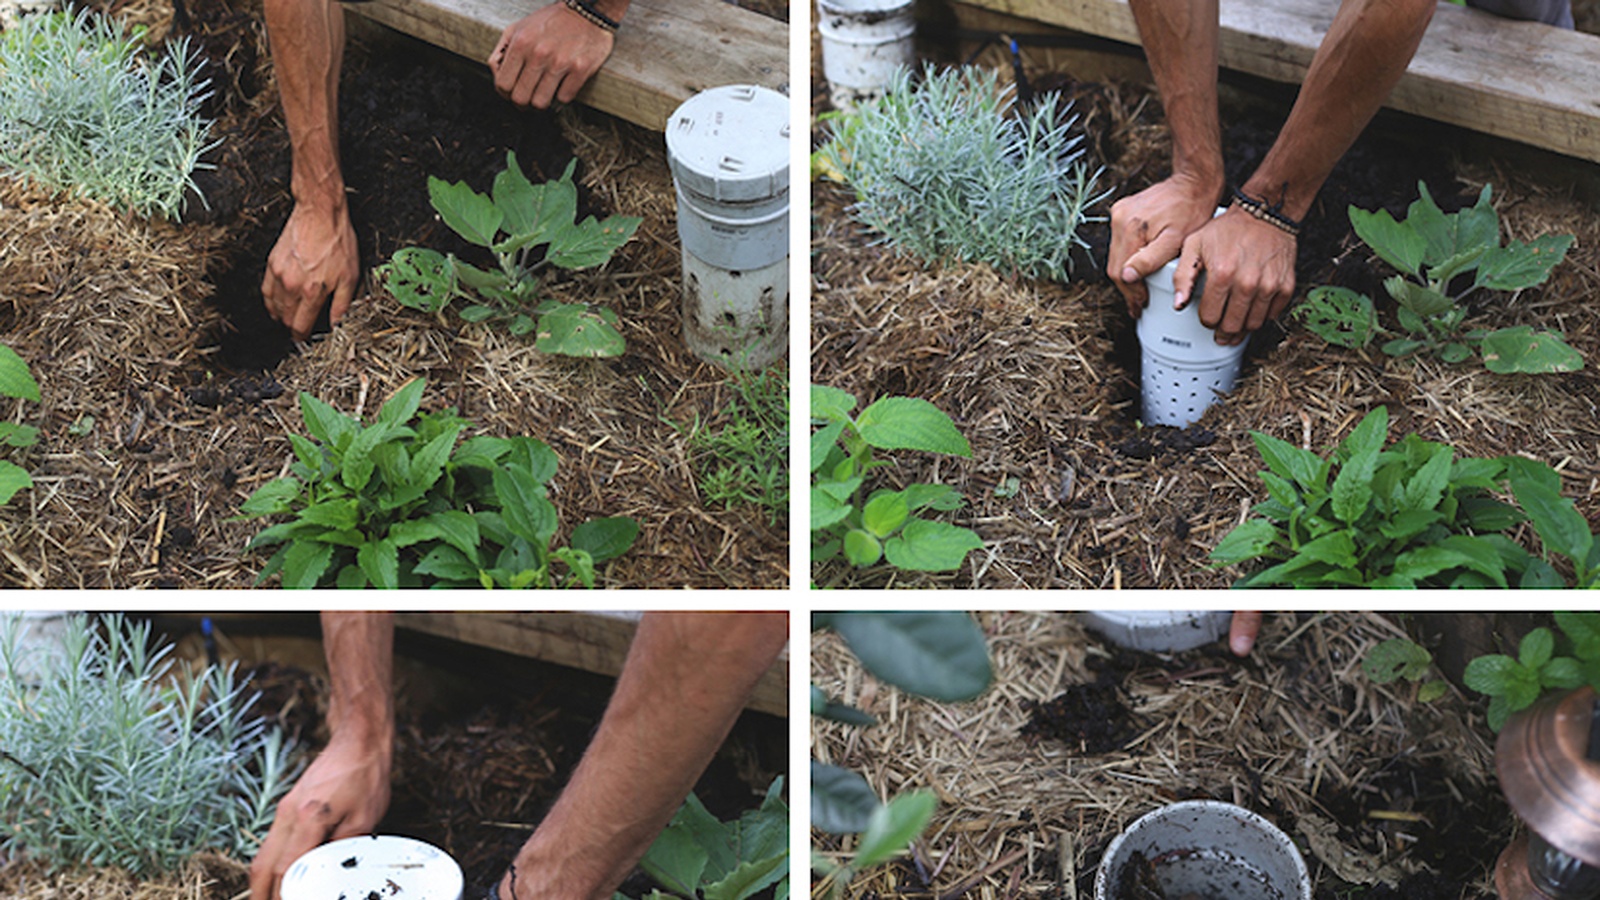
[812,611,1506,900]
[0,1,788,588]
[0,855,248,900]
[810,48,1600,589]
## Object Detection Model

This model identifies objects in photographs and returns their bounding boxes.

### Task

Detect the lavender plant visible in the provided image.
[0,613,297,875]
[0,9,214,219]
[818,64,1105,281]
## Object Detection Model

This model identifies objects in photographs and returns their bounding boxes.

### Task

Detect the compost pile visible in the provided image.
[809,36,1600,588]
[811,612,1509,900]
[0,0,787,588]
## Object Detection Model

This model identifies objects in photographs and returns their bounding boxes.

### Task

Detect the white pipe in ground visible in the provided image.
[816,0,916,112]
[665,85,789,371]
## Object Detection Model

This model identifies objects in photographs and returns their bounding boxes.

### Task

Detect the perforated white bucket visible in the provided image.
[665,85,789,370]
[1080,610,1231,654]
[1094,801,1312,900]
[1137,257,1248,427]
[816,0,915,112]
[282,836,463,900]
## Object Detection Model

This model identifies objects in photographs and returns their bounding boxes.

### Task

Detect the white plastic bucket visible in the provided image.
[816,0,916,111]
[665,85,789,370]
[1095,801,1312,900]
[1138,257,1249,427]
[282,836,463,900]
[1080,610,1231,654]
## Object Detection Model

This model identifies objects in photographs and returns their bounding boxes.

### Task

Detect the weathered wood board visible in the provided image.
[393,612,789,716]
[948,0,1600,163]
[345,0,788,131]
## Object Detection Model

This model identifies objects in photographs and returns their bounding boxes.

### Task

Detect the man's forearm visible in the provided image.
[1242,0,1434,219]
[503,612,788,900]
[263,0,347,210]
[1128,0,1224,193]
[321,612,395,748]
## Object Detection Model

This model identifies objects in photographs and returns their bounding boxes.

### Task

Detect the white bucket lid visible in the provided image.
[666,85,789,206]
[282,836,464,900]
[1080,611,1230,653]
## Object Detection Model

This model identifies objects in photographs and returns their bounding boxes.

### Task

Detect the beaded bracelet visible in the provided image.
[563,0,619,32]
[1229,187,1302,238]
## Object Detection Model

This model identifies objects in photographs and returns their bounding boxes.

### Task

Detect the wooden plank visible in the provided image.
[393,612,789,717]
[948,0,1600,163]
[346,0,788,131]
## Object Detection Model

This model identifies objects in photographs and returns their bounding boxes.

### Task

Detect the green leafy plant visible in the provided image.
[818,64,1104,282]
[811,385,983,574]
[377,153,641,357]
[0,344,39,506]
[1463,613,1600,730]
[681,368,789,524]
[1295,183,1580,373]
[0,613,298,874]
[811,612,992,900]
[0,9,213,219]
[239,377,638,588]
[1211,406,1600,587]
[625,777,788,900]
[1361,638,1449,702]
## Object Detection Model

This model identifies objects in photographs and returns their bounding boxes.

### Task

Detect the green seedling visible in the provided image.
[818,64,1105,282]
[378,152,641,357]
[0,613,298,874]
[626,778,788,900]
[0,9,213,219]
[239,377,638,588]
[811,612,992,900]
[811,385,983,574]
[1295,183,1580,373]
[0,344,40,506]
[1212,406,1600,588]
[1361,638,1449,702]
[681,368,789,524]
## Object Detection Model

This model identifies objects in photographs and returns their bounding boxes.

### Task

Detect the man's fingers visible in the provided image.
[1230,612,1262,657]
[329,281,357,328]
[288,285,326,342]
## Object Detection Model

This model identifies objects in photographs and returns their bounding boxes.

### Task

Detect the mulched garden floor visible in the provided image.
[0,0,788,588]
[812,611,1509,900]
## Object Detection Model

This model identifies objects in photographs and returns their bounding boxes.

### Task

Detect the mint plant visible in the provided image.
[1461,614,1600,730]
[239,377,638,588]
[811,613,992,900]
[818,65,1104,282]
[0,344,39,506]
[0,9,213,219]
[377,153,641,357]
[1295,183,1580,373]
[811,385,983,574]
[0,613,298,874]
[1212,406,1600,587]
[627,777,788,900]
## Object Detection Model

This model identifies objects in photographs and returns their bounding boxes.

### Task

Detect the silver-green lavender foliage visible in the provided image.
[0,613,298,875]
[0,9,214,219]
[820,65,1105,281]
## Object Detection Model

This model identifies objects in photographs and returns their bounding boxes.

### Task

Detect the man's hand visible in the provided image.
[1107,173,1222,319]
[1229,611,1263,657]
[247,735,391,900]
[489,5,615,110]
[262,201,359,342]
[1171,207,1296,346]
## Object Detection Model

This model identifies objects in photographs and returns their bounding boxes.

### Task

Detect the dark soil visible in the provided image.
[188,15,582,372]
